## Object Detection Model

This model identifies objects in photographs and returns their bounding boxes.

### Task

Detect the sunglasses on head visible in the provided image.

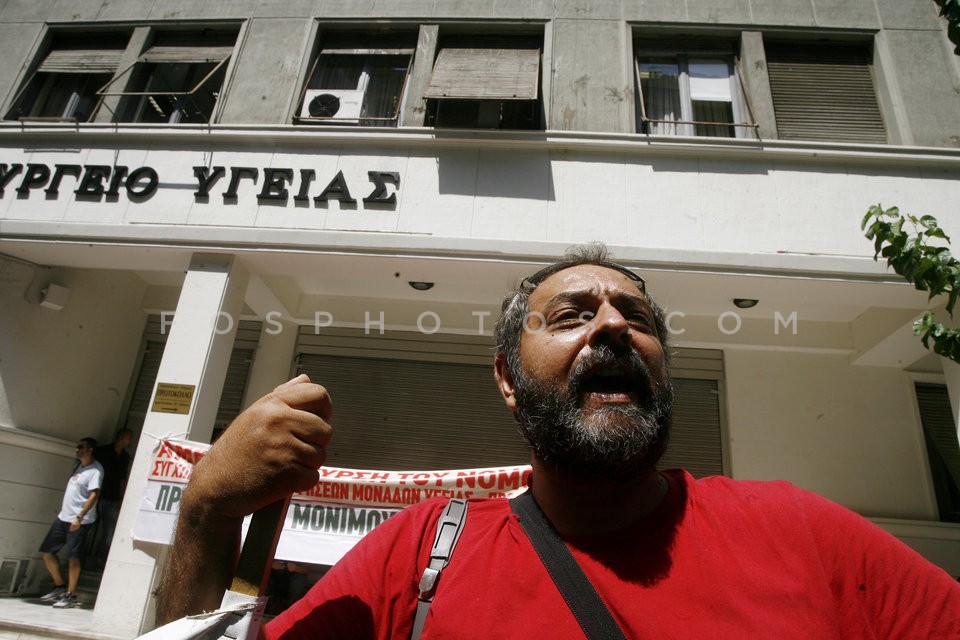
[520,261,646,294]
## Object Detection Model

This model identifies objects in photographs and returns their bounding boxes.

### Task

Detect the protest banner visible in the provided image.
[134,439,532,566]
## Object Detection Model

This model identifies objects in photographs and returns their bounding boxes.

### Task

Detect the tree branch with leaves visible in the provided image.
[862,205,960,363]
[934,0,960,54]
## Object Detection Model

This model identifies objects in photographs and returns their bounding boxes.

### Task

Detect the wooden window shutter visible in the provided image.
[38,49,124,73]
[424,48,540,100]
[138,45,234,64]
[765,42,886,143]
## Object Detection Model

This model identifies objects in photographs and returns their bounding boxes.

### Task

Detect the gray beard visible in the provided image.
[512,347,673,481]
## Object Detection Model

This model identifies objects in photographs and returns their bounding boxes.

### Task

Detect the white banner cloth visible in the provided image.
[134,439,531,565]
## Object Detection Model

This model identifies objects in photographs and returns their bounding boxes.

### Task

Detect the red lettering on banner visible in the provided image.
[149,459,191,480]
[423,489,474,499]
[350,484,423,506]
[299,482,350,501]
[455,470,478,488]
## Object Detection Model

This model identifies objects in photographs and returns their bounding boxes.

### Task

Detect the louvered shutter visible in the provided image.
[294,328,725,475]
[765,43,886,143]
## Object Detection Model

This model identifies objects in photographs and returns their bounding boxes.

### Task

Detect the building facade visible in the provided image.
[0,0,959,634]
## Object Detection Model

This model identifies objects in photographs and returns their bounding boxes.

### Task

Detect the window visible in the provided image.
[764,41,886,143]
[4,32,129,122]
[100,30,236,124]
[424,34,542,130]
[297,31,415,127]
[635,43,753,138]
[915,383,960,523]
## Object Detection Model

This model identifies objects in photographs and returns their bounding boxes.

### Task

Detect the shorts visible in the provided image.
[38,519,94,560]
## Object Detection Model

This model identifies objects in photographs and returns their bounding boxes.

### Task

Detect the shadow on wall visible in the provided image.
[436,147,555,201]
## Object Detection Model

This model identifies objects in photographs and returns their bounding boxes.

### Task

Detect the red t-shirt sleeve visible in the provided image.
[264,499,446,640]
[794,487,960,639]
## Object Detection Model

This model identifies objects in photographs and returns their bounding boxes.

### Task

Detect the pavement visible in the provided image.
[0,596,125,640]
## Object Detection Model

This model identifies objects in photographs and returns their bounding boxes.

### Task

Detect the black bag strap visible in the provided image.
[410,498,468,640]
[510,491,627,640]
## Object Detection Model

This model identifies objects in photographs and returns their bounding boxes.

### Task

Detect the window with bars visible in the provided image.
[99,29,237,124]
[764,41,887,144]
[4,32,129,122]
[297,31,416,127]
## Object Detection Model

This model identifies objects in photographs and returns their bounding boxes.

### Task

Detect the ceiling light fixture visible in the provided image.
[733,298,759,309]
[408,281,434,291]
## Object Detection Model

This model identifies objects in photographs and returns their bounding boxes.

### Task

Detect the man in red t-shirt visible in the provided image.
[156,245,960,638]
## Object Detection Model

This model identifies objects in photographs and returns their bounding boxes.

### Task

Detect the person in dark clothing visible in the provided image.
[92,428,133,569]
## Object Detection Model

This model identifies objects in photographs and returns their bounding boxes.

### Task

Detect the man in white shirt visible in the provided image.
[37,437,103,609]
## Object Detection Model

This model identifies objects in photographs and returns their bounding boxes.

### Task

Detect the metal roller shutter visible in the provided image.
[294,328,726,477]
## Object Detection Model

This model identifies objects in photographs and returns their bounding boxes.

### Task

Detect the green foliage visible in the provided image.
[934,0,960,54]
[862,204,960,362]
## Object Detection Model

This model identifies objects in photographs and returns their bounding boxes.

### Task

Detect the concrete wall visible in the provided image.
[2,138,958,266]
[218,18,315,125]
[0,429,75,558]
[724,348,937,520]
[0,265,148,557]
[0,265,148,439]
[0,1,956,145]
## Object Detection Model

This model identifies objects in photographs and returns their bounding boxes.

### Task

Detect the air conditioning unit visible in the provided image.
[0,557,29,596]
[300,89,365,123]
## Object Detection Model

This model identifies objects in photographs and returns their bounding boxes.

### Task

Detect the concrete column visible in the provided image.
[739,31,778,140]
[401,24,438,127]
[92,253,248,636]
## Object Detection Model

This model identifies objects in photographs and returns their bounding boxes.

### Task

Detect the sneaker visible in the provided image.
[39,586,66,602]
[52,592,79,609]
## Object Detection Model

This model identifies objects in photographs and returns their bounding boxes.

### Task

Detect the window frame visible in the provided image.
[423,32,544,131]
[634,45,756,139]
[295,46,415,126]
[763,39,887,144]
[95,36,237,125]
[4,41,128,123]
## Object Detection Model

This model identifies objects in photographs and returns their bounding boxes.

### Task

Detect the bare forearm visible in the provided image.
[155,493,242,624]
[154,375,332,624]
[77,492,98,521]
